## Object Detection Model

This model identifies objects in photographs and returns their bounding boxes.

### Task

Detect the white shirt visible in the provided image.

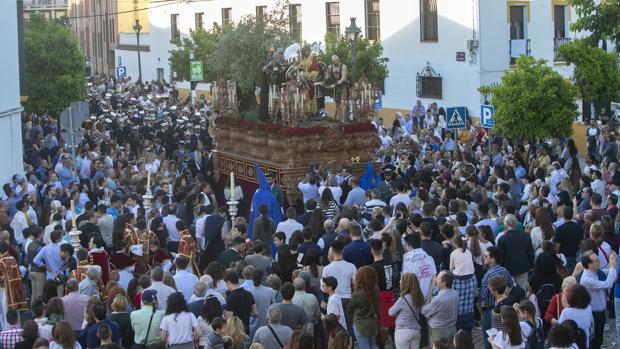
[389,193,411,211]
[163,215,180,242]
[195,214,209,249]
[174,269,199,303]
[145,281,177,310]
[402,248,437,298]
[580,268,617,312]
[318,186,342,204]
[559,306,594,343]
[491,321,530,349]
[160,311,198,345]
[10,211,29,245]
[298,182,320,204]
[597,241,613,270]
[450,248,475,276]
[321,259,357,298]
[591,179,606,208]
[276,219,304,243]
[326,293,347,330]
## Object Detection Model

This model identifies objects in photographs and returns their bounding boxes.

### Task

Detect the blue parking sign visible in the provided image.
[116,66,127,78]
[446,107,466,129]
[481,105,494,128]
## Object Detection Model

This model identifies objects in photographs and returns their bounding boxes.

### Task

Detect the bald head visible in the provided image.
[293,277,306,291]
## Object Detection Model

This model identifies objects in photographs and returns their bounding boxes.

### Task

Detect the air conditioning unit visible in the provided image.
[467,39,479,51]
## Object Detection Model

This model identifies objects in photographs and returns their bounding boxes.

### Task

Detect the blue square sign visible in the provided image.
[481,104,494,128]
[446,107,466,129]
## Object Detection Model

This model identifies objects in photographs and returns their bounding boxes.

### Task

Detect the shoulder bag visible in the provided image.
[131,308,156,349]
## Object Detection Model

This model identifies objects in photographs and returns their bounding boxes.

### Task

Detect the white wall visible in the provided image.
[0,0,24,185]
[143,0,581,118]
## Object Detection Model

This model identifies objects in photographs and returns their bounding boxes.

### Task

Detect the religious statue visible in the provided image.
[326,55,348,122]
[261,48,289,120]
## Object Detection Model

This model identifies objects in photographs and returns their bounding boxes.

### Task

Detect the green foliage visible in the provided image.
[569,0,620,48]
[206,13,292,111]
[319,32,389,93]
[483,56,578,140]
[559,39,620,115]
[23,13,86,116]
[168,25,225,82]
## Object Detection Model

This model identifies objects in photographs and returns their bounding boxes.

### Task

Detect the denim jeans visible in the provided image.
[353,324,377,349]
[481,307,492,349]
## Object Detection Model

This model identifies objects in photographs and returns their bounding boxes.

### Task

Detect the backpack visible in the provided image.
[535,283,556,315]
[524,319,545,349]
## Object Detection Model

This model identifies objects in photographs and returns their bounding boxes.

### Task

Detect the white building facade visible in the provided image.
[118,0,579,117]
[0,0,25,185]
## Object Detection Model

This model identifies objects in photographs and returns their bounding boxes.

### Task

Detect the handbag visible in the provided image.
[131,308,156,349]
[403,295,429,348]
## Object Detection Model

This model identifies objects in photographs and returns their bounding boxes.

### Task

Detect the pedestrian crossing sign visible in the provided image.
[447,107,466,129]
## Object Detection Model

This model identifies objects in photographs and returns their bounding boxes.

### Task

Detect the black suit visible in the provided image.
[296,212,312,227]
[200,214,225,271]
[497,229,535,276]
[340,175,352,205]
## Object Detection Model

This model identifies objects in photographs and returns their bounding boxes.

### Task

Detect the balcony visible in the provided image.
[509,39,531,64]
[23,0,68,10]
[554,37,572,62]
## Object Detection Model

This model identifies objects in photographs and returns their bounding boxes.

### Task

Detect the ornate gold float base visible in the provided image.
[214,118,380,205]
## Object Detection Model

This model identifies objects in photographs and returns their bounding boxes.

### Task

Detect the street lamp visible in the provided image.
[345,17,362,82]
[133,19,143,82]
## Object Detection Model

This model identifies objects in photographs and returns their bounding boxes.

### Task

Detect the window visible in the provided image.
[509,6,525,39]
[256,6,267,23]
[325,2,340,35]
[222,8,232,25]
[554,5,566,38]
[418,77,442,98]
[509,6,528,63]
[416,63,442,99]
[289,4,302,41]
[365,0,380,41]
[195,12,204,30]
[171,14,180,40]
[420,0,438,41]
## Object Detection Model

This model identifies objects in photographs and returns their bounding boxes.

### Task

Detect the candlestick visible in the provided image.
[230,171,235,199]
[70,200,76,229]
[146,169,151,193]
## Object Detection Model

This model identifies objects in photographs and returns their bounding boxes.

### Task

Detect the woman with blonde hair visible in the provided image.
[346,266,380,349]
[545,276,577,327]
[225,316,249,349]
[388,273,425,349]
[108,293,133,348]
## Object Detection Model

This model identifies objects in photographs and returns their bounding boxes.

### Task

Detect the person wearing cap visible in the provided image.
[130,289,165,346]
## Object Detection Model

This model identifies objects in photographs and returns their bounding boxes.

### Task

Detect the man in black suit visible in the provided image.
[339,166,353,205]
[218,236,245,268]
[296,200,316,227]
[199,206,227,271]
[497,214,534,290]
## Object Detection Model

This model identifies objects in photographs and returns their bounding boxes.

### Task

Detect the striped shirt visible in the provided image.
[480,265,514,307]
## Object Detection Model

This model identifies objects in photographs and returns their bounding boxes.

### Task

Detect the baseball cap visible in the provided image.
[142,289,158,303]
[14,174,25,181]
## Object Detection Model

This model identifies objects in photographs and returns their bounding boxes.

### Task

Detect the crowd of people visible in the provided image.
[0,75,619,349]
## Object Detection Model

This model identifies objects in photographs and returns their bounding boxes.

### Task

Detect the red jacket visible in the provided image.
[544,292,564,326]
